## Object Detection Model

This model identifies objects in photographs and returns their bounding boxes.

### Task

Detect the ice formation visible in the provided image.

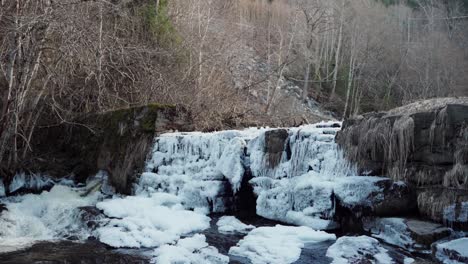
[0,179,5,197]
[326,236,394,264]
[152,234,229,264]
[216,216,255,233]
[137,129,264,212]
[435,238,468,264]
[8,172,54,194]
[96,192,211,248]
[444,202,468,226]
[363,217,414,250]
[0,185,101,253]
[229,224,336,264]
[137,121,377,228]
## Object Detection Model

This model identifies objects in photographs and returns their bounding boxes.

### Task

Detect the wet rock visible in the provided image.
[0,240,150,264]
[364,217,452,251]
[335,179,417,233]
[372,180,418,217]
[79,206,104,229]
[406,220,452,247]
[433,237,468,264]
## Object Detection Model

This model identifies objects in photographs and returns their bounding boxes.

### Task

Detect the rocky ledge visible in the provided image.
[336,97,468,229]
[2,104,191,195]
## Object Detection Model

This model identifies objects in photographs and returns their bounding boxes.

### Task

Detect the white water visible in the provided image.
[0,184,101,253]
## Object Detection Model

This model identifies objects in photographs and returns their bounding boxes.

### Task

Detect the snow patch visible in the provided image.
[326,236,394,264]
[229,224,336,264]
[216,216,255,233]
[152,234,229,264]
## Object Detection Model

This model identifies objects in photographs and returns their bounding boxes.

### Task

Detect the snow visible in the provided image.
[326,236,394,264]
[216,216,255,233]
[435,238,468,264]
[8,172,54,194]
[0,179,5,197]
[96,192,211,248]
[363,217,414,250]
[0,184,101,253]
[152,234,229,264]
[229,224,336,264]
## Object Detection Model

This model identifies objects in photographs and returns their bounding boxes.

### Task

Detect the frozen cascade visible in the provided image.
[136,121,379,230]
[136,128,266,212]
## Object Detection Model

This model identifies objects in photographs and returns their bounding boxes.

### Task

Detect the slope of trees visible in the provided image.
[1,0,467,172]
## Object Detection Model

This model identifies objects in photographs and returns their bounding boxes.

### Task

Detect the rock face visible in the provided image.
[17,104,191,194]
[336,98,468,228]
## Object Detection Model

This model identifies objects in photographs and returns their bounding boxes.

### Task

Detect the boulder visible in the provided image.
[337,98,468,228]
[364,217,452,251]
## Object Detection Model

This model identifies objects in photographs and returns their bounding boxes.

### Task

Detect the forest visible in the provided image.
[1,0,467,170]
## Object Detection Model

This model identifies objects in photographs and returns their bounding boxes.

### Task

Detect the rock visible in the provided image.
[364,217,451,251]
[79,206,104,229]
[0,203,6,214]
[337,98,468,228]
[335,179,417,233]
[433,238,468,264]
[264,129,288,168]
[22,104,192,194]
[0,240,149,264]
[417,188,468,230]
[406,220,452,247]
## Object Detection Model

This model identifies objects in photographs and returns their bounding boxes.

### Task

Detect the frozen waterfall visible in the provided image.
[135,121,377,230]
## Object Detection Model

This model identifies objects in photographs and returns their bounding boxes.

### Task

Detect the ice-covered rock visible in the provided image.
[326,235,394,264]
[152,234,229,264]
[229,225,336,264]
[216,216,255,233]
[434,238,468,264]
[364,217,452,251]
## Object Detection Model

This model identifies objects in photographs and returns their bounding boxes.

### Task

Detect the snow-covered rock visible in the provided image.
[364,217,452,251]
[434,238,468,264]
[326,235,394,264]
[229,225,336,264]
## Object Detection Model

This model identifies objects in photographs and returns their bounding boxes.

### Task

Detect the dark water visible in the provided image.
[0,214,437,264]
